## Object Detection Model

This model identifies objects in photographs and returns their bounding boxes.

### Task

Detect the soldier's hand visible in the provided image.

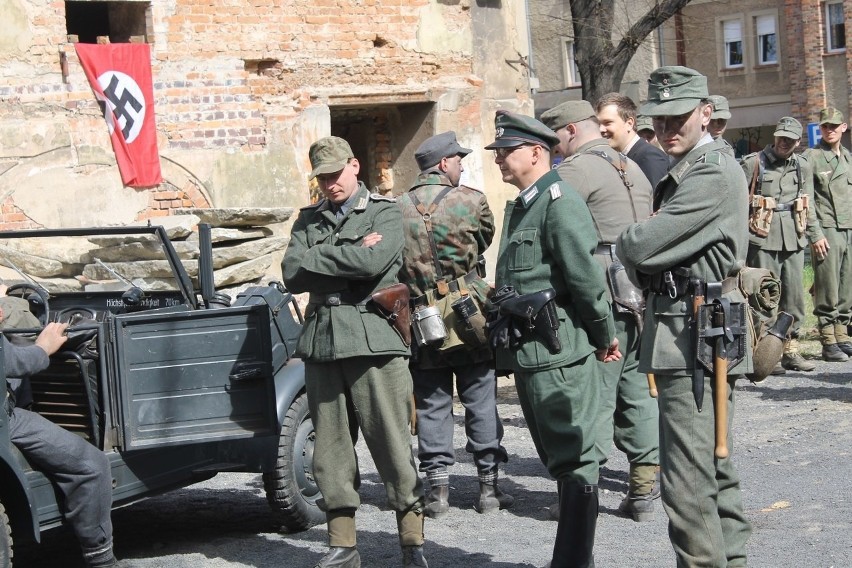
[811,238,829,261]
[595,338,621,363]
[35,322,69,356]
[361,232,383,247]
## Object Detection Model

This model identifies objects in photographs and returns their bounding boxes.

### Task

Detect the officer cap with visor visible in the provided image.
[308,136,354,180]
[485,110,560,150]
[639,66,709,117]
[415,131,471,171]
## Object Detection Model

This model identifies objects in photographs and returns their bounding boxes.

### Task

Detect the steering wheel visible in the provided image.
[55,307,97,325]
[5,283,50,326]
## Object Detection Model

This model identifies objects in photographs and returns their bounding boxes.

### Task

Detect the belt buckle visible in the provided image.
[327,295,341,306]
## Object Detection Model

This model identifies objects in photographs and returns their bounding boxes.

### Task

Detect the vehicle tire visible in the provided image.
[0,501,13,568]
[263,391,325,532]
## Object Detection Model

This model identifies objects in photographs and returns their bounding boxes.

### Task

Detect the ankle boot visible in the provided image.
[781,338,816,371]
[313,547,360,568]
[551,482,598,568]
[474,469,514,513]
[618,464,656,522]
[424,470,449,518]
[834,323,852,356]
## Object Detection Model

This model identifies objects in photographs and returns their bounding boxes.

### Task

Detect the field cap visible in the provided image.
[819,107,844,126]
[639,66,708,117]
[540,100,595,131]
[309,136,354,180]
[485,110,560,149]
[773,117,802,140]
[415,131,471,171]
[708,95,731,120]
[635,115,654,132]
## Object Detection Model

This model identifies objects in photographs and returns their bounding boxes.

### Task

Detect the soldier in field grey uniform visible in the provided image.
[740,117,818,372]
[283,136,427,568]
[540,100,659,523]
[397,131,511,518]
[617,67,754,567]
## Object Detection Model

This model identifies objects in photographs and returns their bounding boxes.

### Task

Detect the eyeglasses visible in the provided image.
[493,144,534,159]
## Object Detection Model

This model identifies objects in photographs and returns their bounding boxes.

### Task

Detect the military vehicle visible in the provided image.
[0,224,322,566]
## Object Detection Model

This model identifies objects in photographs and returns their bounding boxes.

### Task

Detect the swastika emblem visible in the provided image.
[95,71,146,143]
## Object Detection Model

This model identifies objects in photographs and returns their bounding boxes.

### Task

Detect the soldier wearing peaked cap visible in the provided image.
[396,131,512,518]
[616,66,754,568]
[283,136,428,568]
[541,99,660,525]
[741,117,818,372]
[487,110,620,568]
[804,107,852,361]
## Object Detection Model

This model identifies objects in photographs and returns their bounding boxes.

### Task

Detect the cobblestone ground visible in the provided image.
[16,361,852,568]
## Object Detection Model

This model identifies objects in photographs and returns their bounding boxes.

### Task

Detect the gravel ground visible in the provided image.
[16,359,852,568]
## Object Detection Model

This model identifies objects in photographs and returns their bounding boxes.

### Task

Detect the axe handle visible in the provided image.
[647,373,658,398]
[713,351,729,459]
[410,394,418,436]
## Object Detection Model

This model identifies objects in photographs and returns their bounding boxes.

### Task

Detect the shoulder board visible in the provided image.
[369,193,396,202]
[300,200,323,210]
[701,151,722,166]
[547,182,562,200]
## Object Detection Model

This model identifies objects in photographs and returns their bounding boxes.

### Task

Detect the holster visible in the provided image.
[370,283,412,346]
[498,288,562,354]
[607,259,646,332]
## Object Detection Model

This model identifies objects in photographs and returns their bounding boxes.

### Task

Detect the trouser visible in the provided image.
[812,227,852,330]
[657,374,751,568]
[748,245,807,336]
[10,408,113,552]
[594,310,659,467]
[514,354,600,485]
[412,360,507,475]
[305,355,424,513]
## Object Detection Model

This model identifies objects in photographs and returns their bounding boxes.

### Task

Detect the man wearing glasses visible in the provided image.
[486,110,619,568]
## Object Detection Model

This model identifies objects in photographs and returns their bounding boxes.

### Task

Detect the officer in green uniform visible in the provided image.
[741,117,818,372]
[541,100,658,523]
[486,110,619,568]
[397,131,512,517]
[804,107,852,361]
[283,136,427,568]
[617,67,754,568]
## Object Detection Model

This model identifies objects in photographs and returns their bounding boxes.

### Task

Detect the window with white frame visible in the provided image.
[755,14,778,64]
[563,40,582,87]
[722,19,744,68]
[826,0,846,52]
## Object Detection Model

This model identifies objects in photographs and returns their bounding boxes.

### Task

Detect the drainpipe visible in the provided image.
[525,0,538,94]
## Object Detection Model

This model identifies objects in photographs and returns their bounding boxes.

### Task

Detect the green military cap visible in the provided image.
[639,66,708,117]
[540,100,595,131]
[635,115,654,132]
[773,116,802,140]
[818,107,845,125]
[708,95,731,120]
[485,110,560,149]
[415,131,471,171]
[308,136,354,180]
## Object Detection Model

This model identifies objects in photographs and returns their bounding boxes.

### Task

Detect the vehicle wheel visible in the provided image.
[263,391,325,532]
[0,501,13,568]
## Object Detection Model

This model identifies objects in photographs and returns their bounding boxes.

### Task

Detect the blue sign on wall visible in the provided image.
[807,123,822,148]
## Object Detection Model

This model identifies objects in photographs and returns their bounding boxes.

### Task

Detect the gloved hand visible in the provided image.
[486,285,522,350]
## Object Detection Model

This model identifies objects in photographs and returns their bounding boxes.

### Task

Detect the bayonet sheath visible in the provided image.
[691,279,706,411]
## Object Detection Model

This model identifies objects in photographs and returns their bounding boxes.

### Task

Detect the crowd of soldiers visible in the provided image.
[282,64,851,568]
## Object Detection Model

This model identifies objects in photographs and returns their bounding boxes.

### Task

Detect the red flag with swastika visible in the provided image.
[75,43,162,188]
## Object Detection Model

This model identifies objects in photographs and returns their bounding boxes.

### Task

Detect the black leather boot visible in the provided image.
[474,469,514,513]
[313,547,360,568]
[425,470,449,518]
[550,482,598,568]
[82,542,117,568]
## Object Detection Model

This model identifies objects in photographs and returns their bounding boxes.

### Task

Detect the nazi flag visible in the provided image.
[75,43,163,188]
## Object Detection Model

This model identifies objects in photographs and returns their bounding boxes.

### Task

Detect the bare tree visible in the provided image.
[569,0,694,102]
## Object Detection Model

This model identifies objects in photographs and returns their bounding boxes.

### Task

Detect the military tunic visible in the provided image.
[804,141,852,331]
[283,182,424,520]
[397,172,507,477]
[495,168,615,485]
[741,146,817,336]
[555,140,659,471]
[617,136,753,567]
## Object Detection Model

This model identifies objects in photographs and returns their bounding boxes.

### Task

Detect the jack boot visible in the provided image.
[474,469,514,513]
[834,323,852,356]
[618,464,656,522]
[781,339,816,372]
[82,542,117,568]
[315,512,360,568]
[551,482,598,568]
[424,470,449,519]
[397,509,428,567]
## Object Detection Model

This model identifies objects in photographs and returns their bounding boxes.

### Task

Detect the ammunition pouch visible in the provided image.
[370,283,412,347]
[498,288,562,354]
[748,195,776,238]
[411,270,489,352]
[793,195,808,237]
